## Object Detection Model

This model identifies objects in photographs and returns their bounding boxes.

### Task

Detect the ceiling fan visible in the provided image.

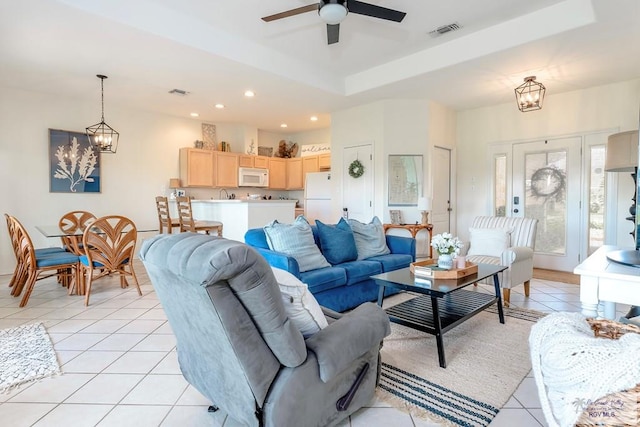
[261,0,406,45]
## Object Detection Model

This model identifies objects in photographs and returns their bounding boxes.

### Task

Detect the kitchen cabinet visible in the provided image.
[302,156,319,176]
[215,152,239,188]
[318,153,331,170]
[179,148,214,187]
[239,154,270,169]
[287,158,303,190]
[269,158,287,190]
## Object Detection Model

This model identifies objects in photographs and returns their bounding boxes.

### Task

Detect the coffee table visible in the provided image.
[372,263,507,368]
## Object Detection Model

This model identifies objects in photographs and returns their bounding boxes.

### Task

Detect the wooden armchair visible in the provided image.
[176,196,223,236]
[59,210,97,255]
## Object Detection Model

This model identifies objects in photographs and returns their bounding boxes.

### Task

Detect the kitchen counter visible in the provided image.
[183,199,296,243]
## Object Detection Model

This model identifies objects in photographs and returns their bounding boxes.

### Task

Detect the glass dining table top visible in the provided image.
[36,225,158,238]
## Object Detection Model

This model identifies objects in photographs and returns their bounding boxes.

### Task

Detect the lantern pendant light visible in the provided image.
[86,74,119,154]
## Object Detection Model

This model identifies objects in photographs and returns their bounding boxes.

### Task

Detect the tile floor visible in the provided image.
[0,268,629,427]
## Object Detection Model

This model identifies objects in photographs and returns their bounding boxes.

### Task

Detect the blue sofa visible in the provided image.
[245,226,416,312]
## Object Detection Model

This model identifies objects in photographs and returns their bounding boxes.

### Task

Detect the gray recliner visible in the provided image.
[139,233,391,427]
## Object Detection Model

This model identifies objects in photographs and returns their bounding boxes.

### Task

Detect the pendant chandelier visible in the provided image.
[514,76,546,112]
[86,74,119,154]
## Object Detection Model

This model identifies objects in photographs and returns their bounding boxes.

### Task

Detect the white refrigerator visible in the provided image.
[304,172,333,224]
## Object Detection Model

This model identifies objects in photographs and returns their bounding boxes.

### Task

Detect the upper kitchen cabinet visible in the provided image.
[180,148,214,187]
[269,158,287,189]
[302,156,319,176]
[318,153,331,170]
[239,154,269,169]
[287,158,303,190]
[215,152,239,188]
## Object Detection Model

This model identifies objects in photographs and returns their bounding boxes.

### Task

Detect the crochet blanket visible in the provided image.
[529,312,640,427]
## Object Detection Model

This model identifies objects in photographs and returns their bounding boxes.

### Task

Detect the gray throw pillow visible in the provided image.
[264,216,330,272]
[347,216,391,260]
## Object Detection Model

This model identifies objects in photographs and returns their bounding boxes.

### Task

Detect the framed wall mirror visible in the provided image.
[388,155,423,206]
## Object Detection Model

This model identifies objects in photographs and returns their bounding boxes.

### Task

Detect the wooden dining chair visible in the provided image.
[59,210,97,255]
[77,215,142,306]
[155,196,180,234]
[176,196,223,236]
[5,215,79,307]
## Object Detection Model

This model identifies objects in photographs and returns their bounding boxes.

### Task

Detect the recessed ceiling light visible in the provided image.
[215,104,225,109]
[244,90,255,97]
[280,123,288,128]
[190,112,199,117]
[310,116,318,121]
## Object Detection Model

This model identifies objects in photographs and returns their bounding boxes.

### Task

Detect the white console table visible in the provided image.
[574,245,640,319]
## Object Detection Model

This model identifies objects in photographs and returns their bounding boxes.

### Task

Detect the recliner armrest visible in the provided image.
[306,303,391,382]
[249,247,301,278]
[501,246,534,265]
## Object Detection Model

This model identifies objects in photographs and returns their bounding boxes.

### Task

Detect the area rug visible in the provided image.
[0,323,61,393]
[378,306,546,427]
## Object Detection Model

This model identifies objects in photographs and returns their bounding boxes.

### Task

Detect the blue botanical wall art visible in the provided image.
[49,129,101,193]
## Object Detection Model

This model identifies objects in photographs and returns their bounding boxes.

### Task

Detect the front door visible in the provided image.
[432,146,452,235]
[342,144,374,222]
[512,137,582,271]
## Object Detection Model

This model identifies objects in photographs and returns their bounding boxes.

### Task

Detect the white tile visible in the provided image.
[121,374,188,405]
[32,403,113,427]
[54,333,109,351]
[176,384,212,405]
[503,396,523,408]
[9,373,95,403]
[151,351,181,375]
[137,309,167,320]
[6,308,55,319]
[528,408,550,426]
[350,406,414,427]
[513,377,542,408]
[131,334,176,351]
[66,373,144,404]
[162,405,226,426]
[97,405,171,427]
[46,319,97,333]
[102,351,168,374]
[71,308,119,320]
[489,408,543,426]
[61,350,124,373]
[0,402,56,426]
[116,319,164,334]
[104,308,150,319]
[154,322,174,335]
[90,333,147,351]
[55,350,83,365]
[80,319,131,334]
[122,299,160,309]
[38,307,88,320]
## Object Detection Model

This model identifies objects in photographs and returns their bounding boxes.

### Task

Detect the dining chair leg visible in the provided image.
[129,265,142,296]
[19,272,38,308]
[84,269,95,306]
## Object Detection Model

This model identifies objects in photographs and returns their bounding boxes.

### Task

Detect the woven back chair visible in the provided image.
[78,215,142,306]
[59,210,96,255]
[5,214,78,307]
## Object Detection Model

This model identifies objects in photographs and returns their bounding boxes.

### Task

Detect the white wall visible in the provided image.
[456,78,640,246]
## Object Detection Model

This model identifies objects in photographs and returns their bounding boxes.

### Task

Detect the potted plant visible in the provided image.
[430,232,463,270]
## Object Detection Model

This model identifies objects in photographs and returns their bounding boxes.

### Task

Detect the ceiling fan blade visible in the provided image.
[347,0,406,22]
[327,23,340,44]
[262,3,319,22]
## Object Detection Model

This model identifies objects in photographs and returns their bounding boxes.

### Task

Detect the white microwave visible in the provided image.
[238,167,269,187]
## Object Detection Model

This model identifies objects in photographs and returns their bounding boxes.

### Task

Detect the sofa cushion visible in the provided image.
[467,227,511,257]
[315,218,358,265]
[336,260,382,285]
[301,266,347,294]
[271,267,328,338]
[367,253,414,272]
[263,216,330,272]
[466,254,500,265]
[348,216,390,260]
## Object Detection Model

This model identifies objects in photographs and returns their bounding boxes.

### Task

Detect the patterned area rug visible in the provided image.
[378,306,545,427]
[0,323,61,393]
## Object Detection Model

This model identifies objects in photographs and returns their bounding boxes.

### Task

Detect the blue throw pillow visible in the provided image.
[263,216,330,272]
[315,218,358,265]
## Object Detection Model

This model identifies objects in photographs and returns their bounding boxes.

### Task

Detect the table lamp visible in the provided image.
[169,178,181,199]
[417,196,432,225]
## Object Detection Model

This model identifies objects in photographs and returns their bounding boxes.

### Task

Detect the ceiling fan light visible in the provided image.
[319,3,348,25]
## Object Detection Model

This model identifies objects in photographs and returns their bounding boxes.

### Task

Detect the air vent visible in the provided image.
[168,89,189,96]
[428,22,462,38]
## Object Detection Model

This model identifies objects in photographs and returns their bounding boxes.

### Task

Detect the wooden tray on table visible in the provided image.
[410,260,478,279]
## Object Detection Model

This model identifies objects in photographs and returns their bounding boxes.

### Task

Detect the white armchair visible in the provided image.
[463,216,538,306]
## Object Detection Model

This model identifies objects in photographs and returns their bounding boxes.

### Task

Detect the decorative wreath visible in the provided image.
[348,159,365,178]
[530,166,566,200]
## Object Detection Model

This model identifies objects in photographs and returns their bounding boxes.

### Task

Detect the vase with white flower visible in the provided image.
[430,232,463,270]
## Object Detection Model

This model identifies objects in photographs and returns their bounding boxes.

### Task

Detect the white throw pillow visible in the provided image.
[271,267,328,338]
[467,227,511,257]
